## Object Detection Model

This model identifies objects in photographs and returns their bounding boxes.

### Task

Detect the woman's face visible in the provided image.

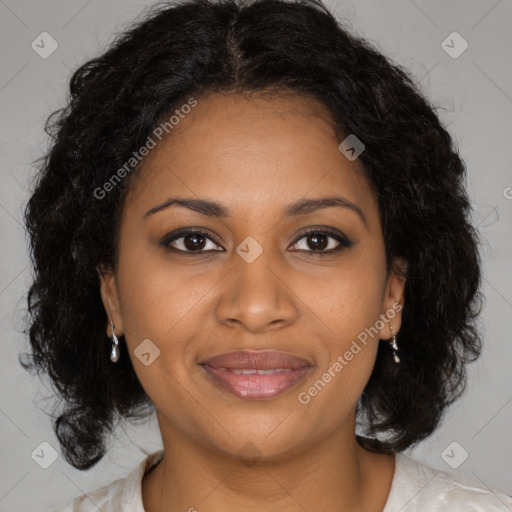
[99,91,405,460]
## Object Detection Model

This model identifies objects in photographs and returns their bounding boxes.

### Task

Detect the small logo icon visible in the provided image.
[31,441,59,469]
[31,32,59,59]
[134,339,161,366]
[338,134,365,161]
[236,442,262,467]
[441,441,468,469]
[236,236,263,263]
[441,32,468,59]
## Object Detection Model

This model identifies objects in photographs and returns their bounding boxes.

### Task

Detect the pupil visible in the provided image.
[185,234,206,251]
[309,233,327,250]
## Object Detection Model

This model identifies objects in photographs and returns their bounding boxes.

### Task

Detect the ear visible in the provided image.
[96,263,123,337]
[378,257,407,339]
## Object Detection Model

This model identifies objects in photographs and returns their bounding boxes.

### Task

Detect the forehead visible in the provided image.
[124,91,379,226]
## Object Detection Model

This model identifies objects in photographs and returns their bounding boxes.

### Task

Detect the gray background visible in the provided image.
[1,0,511,510]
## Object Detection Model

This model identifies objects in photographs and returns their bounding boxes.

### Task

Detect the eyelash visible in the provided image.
[160,227,353,256]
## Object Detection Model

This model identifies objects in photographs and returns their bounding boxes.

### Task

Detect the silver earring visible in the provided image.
[389,326,400,364]
[110,319,120,363]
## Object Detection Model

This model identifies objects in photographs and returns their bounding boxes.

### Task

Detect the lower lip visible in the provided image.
[200,365,311,399]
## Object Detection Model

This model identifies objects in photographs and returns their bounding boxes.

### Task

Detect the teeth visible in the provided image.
[228,368,291,375]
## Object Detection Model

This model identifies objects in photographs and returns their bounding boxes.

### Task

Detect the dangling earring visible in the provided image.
[389,326,400,364]
[110,319,120,363]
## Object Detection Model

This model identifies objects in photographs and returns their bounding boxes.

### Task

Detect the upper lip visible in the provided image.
[199,350,313,370]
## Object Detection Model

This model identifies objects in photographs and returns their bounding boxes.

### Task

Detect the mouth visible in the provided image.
[198,350,313,400]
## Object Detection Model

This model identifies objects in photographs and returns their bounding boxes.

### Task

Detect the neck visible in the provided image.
[142,418,395,512]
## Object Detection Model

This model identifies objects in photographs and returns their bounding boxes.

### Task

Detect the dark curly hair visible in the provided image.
[21,0,482,470]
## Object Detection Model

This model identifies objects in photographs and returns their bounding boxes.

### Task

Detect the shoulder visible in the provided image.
[51,450,165,512]
[50,479,123,512]
[384,452,512,512]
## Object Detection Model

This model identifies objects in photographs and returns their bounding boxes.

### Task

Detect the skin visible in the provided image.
[98,91,406,512]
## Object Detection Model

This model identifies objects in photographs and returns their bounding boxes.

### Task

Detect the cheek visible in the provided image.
[114,257,202,413]
[298,254,386,339]
[115,248,219,397]
[292,305,379,442]
[116,243,206,340]
[295,255,385,400]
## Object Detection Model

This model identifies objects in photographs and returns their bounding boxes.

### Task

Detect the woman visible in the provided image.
[21,0,511,510]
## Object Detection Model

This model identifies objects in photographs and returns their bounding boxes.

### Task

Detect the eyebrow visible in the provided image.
[144,196,367,225]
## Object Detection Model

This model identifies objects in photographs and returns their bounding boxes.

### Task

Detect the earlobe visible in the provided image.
[96,263,123,335]
[379,257,407,339]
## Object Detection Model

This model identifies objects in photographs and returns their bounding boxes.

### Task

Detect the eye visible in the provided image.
[161,228,223,253]
[161,227,353,255]
[289,229,353,254]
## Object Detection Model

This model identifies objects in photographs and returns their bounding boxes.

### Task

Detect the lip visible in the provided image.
[200,350,313,370]
[199,350,313,400]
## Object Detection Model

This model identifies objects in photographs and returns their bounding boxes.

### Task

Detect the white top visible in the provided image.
[52,449,512,511]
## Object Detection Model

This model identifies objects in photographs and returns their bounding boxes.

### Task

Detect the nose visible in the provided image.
[214,249,298,334]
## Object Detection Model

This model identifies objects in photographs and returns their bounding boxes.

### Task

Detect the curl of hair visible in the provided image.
[21,0,482,469]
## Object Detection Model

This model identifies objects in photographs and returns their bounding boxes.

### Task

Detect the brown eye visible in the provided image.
[182,233,207,251]
[305,233,329,251]
[289,229,353,254]
[161,229,223,253]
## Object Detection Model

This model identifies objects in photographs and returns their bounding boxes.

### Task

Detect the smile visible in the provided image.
[200,365,312,399]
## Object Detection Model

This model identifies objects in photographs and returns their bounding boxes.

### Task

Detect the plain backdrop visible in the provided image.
[1,0,511,510]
